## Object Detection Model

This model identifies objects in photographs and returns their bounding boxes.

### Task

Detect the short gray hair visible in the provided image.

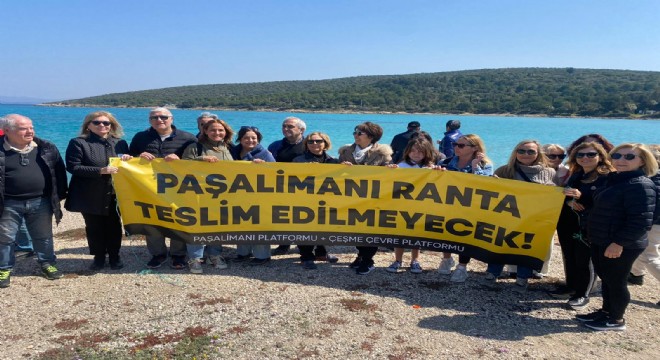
[283,116,306,132]
[0,114,30,131]
[149,107,172,116]
[197,112,218,123]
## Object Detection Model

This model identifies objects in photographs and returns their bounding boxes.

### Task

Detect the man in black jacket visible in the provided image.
[0,114,68,288]
[129,107,197,270]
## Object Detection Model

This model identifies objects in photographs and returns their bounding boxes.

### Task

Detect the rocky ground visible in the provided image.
[1,210,658,359]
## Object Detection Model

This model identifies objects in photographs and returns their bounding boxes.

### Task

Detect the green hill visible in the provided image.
[53,68,660,118]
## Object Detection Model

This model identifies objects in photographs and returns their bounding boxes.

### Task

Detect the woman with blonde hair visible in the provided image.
[65,111,129,270]
[578,143,658,331]
[436,134,494,282]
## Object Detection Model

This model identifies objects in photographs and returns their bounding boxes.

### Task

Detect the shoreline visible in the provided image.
[36,103,660,121]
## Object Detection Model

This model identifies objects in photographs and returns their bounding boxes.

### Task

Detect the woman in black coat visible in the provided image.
[577,143,659,331]
[65,111,129,270]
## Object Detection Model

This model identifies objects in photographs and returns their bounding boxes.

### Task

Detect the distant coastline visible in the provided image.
[37,102,659,121]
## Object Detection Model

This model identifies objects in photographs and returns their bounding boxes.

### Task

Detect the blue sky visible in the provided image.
[2,0,659,100]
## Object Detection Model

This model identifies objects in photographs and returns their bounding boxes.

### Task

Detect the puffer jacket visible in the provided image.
[128,125,197,158]
[0,136,68,223]
[587,170,656,249]
[651,171,660,225]
[64,133,129,216]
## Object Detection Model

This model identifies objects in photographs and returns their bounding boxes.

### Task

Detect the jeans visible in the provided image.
[15,219,33,252]
[236,244,270,259]
[630,225,660,281]
[486,263,533,279]
[0,197,55,269]
[187,244,222,260]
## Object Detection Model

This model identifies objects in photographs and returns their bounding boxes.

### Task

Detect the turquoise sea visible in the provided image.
[1,104,658,167]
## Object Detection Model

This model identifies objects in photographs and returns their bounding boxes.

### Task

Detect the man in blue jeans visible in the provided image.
[0,114,68,288]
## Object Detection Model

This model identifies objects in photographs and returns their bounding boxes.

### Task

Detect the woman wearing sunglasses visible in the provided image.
[65,111,129,271]
[292,132,340,269]
[436,134,493,282]
[229,126,274,265]
[576,144,658,331]
[486,140,556,290]
[181,119,235,273]
[542,144,570,186]
[553,142,615,310]
[338,121,393,275]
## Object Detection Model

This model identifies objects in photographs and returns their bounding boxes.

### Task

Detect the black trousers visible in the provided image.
[557,205,595,296]
[298,245,328,261]
[356,246,378,266]
[591,244,644,320]
[82,198,122,258]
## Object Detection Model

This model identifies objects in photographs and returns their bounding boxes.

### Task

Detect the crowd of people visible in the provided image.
[0,109,658,333]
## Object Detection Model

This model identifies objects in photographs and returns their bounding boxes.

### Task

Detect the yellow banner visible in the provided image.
[110,158,564,269]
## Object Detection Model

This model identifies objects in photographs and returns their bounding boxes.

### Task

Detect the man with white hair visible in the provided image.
[0,114,68,288]
[129,107,197,270]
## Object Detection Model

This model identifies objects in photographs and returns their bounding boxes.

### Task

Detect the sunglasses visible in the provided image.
[91,120,111,126]
[307,139,324,144]
[19,153,29,166]
[353,131,365,136]
[240,126,259,132]
[545,153,566,160]
[516,149,537,155]
[149,115,171,121]
[611,153,637,160]
[453,143,475,149]
[576,152,598,159]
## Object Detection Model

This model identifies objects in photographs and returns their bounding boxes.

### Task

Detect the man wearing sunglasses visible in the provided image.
[268,117,307,256]
[128,107,197,270]
[0,114,68,288]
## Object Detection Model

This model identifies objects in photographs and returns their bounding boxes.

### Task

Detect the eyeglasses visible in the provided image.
[545,153,566,160]
[353,131,365,136]
[19,153,29,166]
[240,126,259,132]
[611,153,637,160]
[453,143,475,149]
[149,115,171,121]
[516,149,537,155]
[576,152,598,159]
[282,124,297,129]
[91,120,111,126]
[307,139,324,144]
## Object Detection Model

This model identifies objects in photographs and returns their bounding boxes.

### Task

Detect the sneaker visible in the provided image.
[41,264,63,280]
[271,245,290,256]
[548,285,574,299]
[386,261,402,273]
[209,255,228,270]
[410,261,423,274]
[302,260,317,270]
[532,270,544,279]
[249,258,270,266]
[567,296,590,310]
[109,256,124,270]
[584,318,626,331]
[627,273,644,285]
[356,262,375,275]
[0,269,10,288]
[575,310,609,323]
[316,254,339,263]
[146,255,167,269]
[233,254,252,263]
[437,257,455,274]
[188,259,203,274]
[349,256,363,269]
[170,255,187,270]
[450,265,468,283]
